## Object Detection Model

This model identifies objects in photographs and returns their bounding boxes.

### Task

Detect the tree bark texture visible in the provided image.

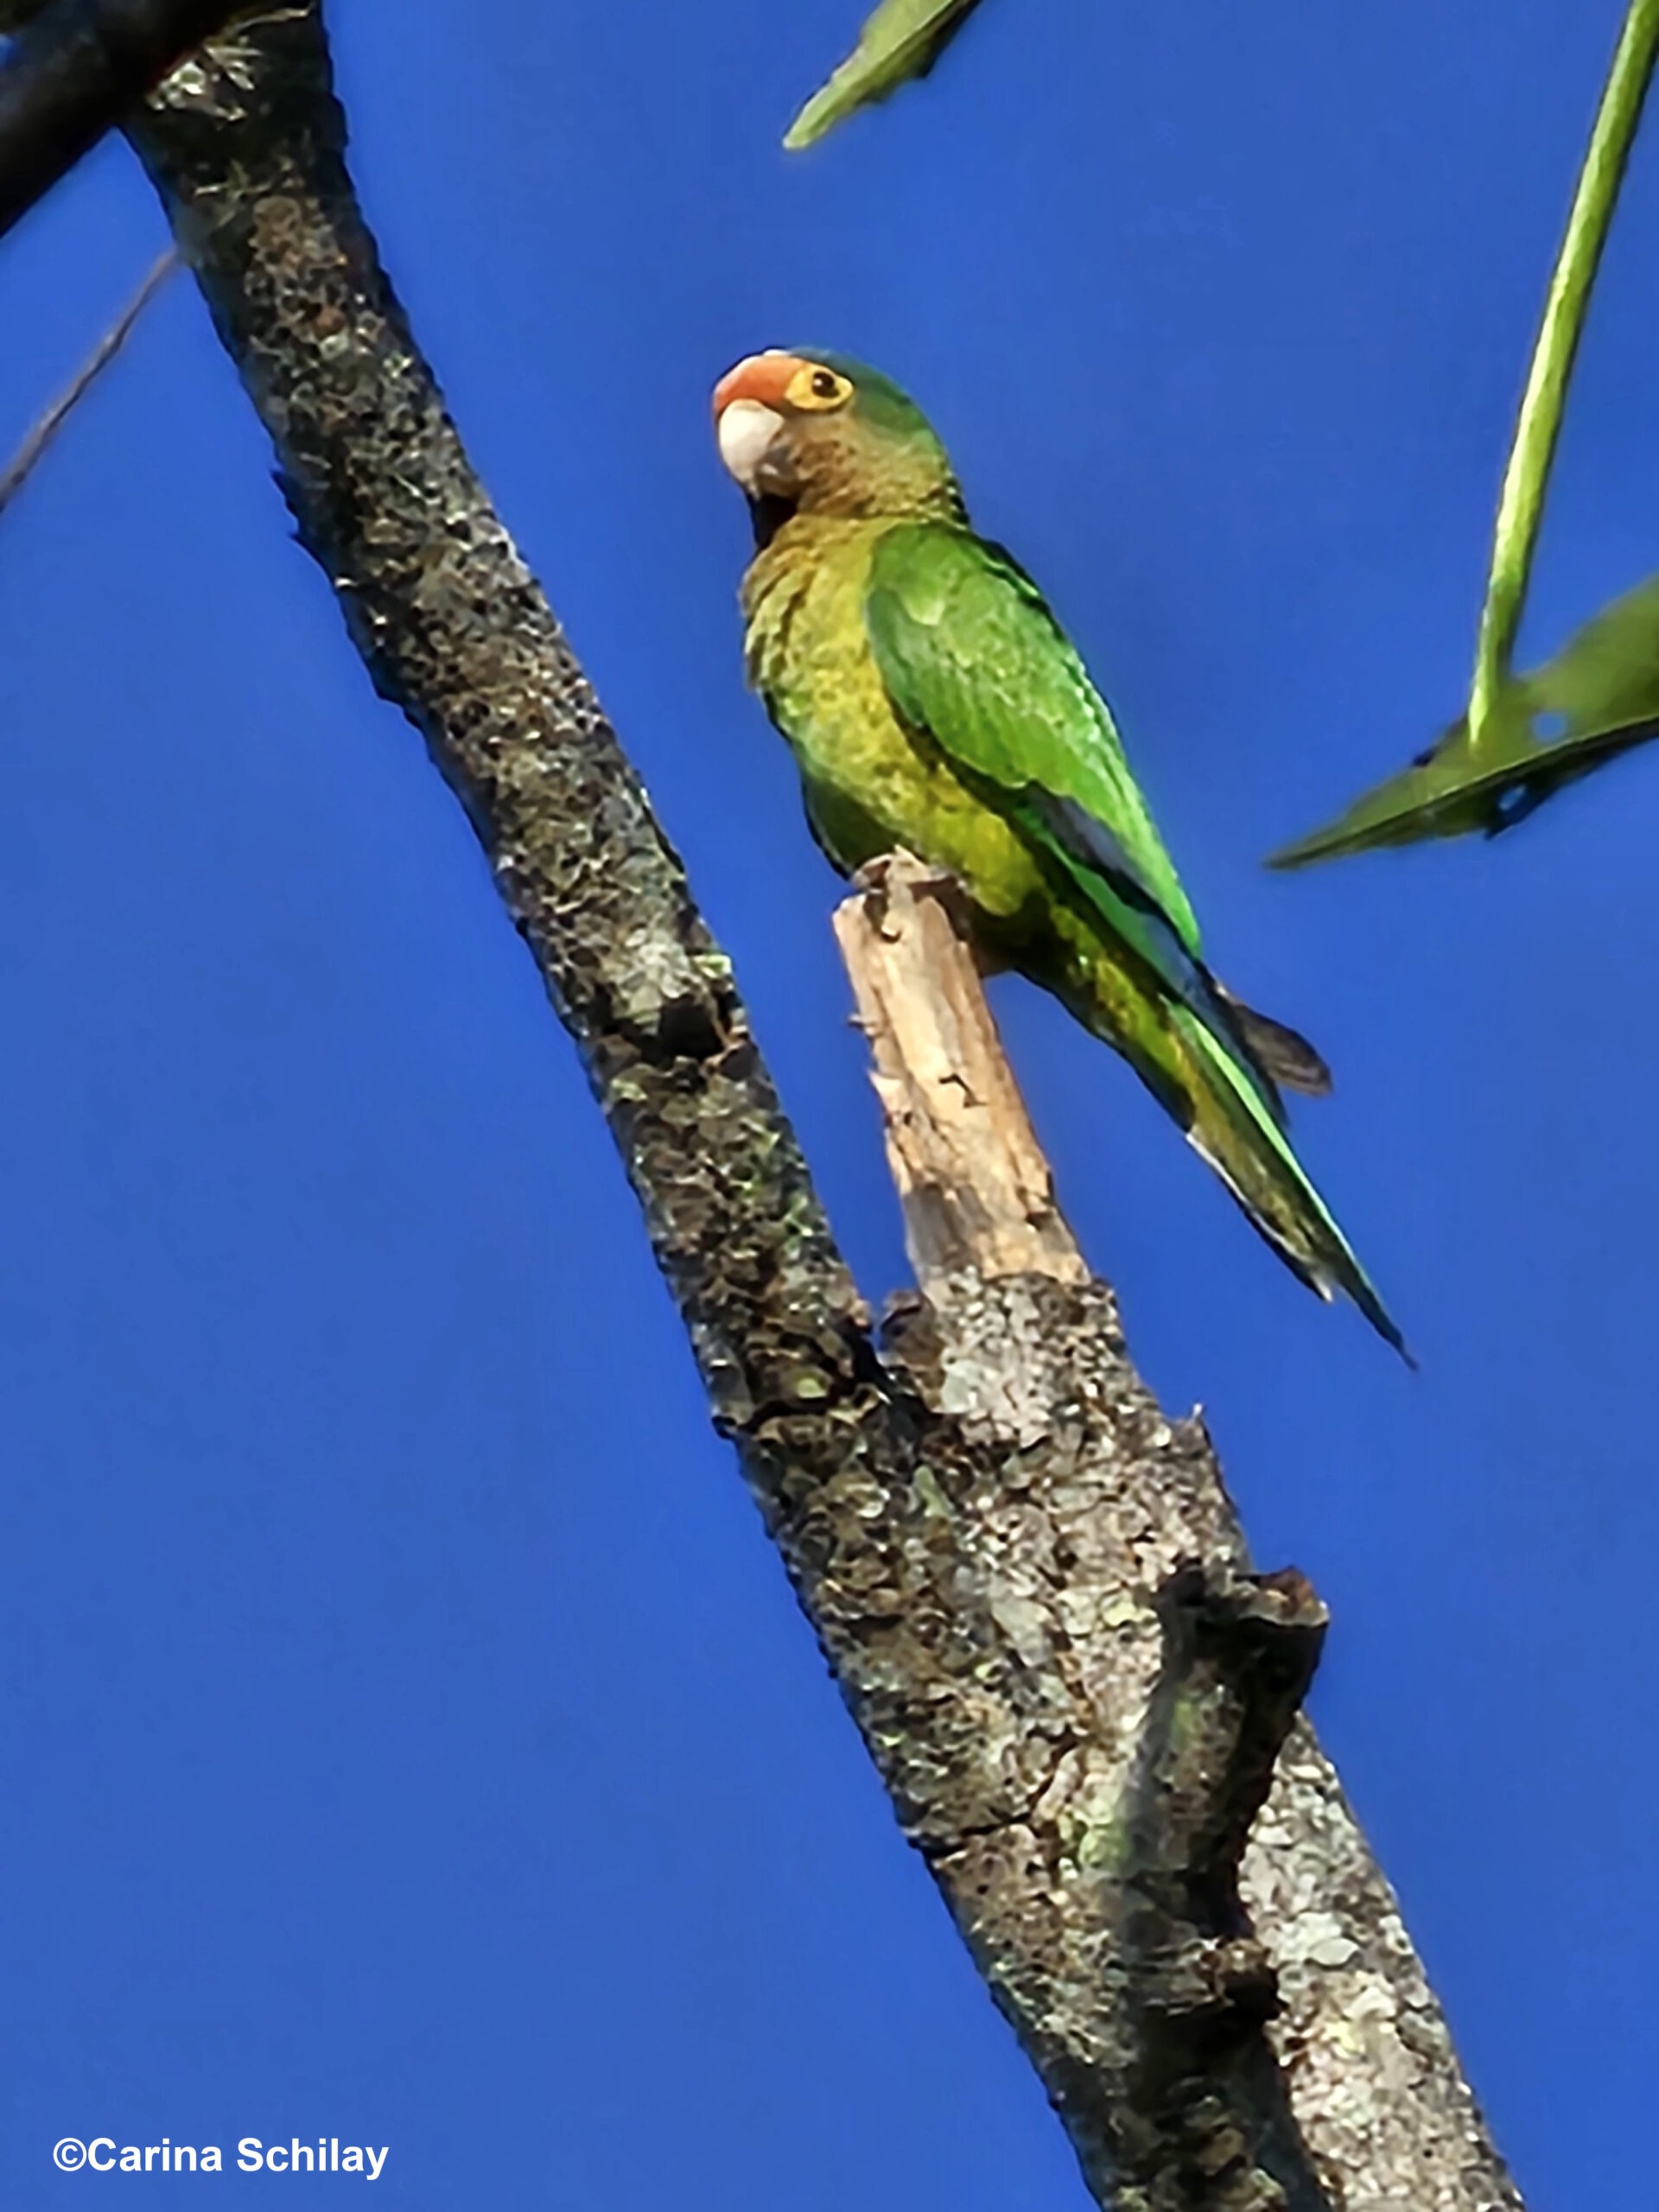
[832,862,1521,2211]
[0,2,1527,2202]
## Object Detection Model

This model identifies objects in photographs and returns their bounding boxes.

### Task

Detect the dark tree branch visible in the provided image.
[1104,1564,1330,2209]
[1132,1567,1329,1945]
[0,4,1524,2204]
[0,0,251,239]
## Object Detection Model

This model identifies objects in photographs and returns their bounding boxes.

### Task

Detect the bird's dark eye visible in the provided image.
[811,371,840,399]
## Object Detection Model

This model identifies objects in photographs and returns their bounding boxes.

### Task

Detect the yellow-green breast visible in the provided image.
[741,515,1042,921]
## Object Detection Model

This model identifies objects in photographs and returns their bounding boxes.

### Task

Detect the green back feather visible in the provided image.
[861,518,1407,1352]
[864,519,1267,1103]
[865,523,1200,946]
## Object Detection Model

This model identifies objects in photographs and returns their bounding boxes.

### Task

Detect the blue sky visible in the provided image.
[0,0,1652,2202]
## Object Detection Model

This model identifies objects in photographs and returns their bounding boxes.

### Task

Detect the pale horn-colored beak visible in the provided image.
[712,352,805,492]
[716,398,786,491]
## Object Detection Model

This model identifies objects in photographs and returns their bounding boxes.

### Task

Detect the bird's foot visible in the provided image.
[852,848,968,903]
[850,849,982,951]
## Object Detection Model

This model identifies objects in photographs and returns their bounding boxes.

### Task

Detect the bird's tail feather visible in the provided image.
[1211,982,1332,1099]
[1171,1007,1409,1362]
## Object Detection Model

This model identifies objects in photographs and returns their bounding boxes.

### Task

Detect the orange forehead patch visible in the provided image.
[712,351,811,417]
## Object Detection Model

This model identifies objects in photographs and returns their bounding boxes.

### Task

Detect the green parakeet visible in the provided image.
[713,348,1403,1354]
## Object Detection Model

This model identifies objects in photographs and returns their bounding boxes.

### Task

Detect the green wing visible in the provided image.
[864,522,1403,1354]
[863,520,1245,1043]
[867,522,1199,938]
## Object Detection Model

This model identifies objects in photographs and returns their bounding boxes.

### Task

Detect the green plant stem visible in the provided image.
[1467,0,1659,752]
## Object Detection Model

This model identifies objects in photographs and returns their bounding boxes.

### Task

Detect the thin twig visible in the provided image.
[0,243,177,517]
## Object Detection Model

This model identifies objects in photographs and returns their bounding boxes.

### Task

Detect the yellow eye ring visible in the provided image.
[787,364,853,412]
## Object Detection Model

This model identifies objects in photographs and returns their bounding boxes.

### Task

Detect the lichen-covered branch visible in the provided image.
[0,3,1524,2200]
[834,870,1519,2209]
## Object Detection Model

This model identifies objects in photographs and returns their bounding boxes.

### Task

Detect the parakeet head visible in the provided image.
[713,351,963,533]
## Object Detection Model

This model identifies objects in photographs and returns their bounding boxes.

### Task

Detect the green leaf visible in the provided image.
[1268,574,1659,868]
[783,0,986,150]
[1462,0,1659,756]
[1269,0,1659,868]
